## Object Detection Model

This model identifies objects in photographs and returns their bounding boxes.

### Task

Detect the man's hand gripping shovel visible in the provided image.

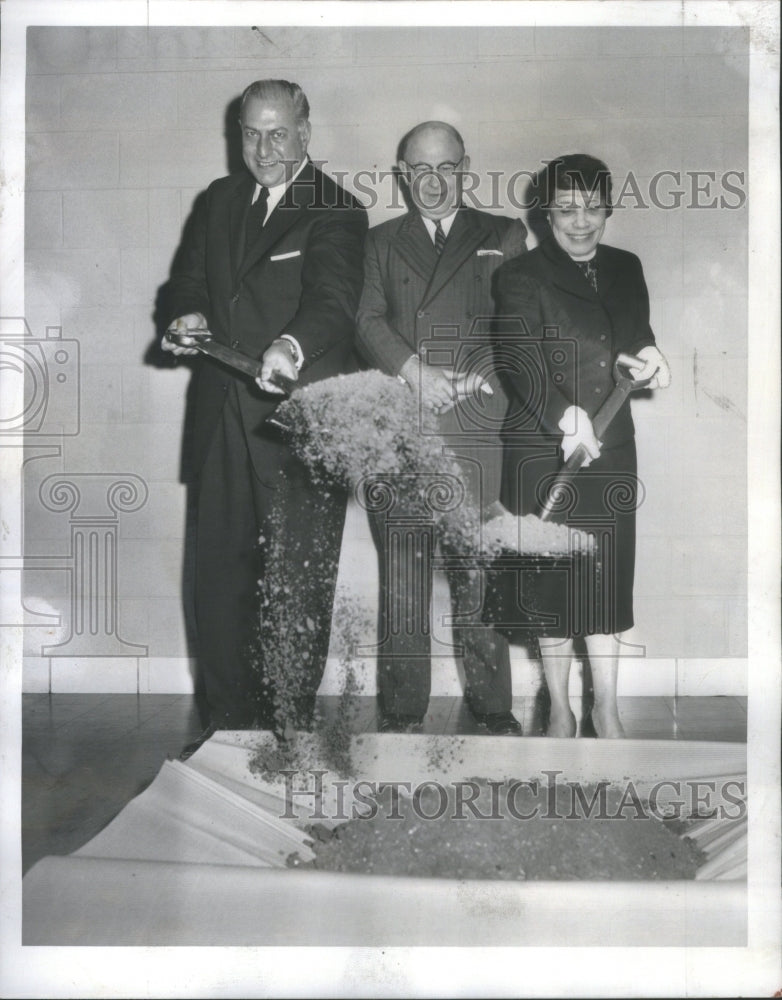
[164,327,297,395]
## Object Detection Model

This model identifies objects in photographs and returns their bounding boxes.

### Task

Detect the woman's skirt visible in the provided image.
[486,437,638,640]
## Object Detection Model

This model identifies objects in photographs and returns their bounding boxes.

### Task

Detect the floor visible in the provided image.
[21,692,747,875]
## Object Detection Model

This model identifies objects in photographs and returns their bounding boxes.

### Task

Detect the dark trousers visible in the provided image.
[368,508,512,719]
[194,387,347,728]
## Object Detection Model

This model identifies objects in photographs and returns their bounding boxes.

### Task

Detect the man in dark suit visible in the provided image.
[162,79,367,739]
[356,120,527,734]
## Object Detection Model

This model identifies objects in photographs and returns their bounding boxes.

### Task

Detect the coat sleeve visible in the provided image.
[495,262,572,436]
[355,228,417,376]
[165,188,212,327]
[279,202,368,366]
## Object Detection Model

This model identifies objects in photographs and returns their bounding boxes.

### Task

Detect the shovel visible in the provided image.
[538,354,657,522]
[164,328,298,395]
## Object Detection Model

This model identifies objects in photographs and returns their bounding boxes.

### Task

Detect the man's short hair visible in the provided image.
[541,153,613,217]
[239,79,310,124]
[399,120,465,162]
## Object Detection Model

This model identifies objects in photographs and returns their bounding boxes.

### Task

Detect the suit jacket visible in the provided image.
[495,235,656,451]
[357,207,527,379]
[356,208,527,503]
[167,160,368,476]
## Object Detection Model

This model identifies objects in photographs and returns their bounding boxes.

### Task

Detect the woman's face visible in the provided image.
[548,188,608,260]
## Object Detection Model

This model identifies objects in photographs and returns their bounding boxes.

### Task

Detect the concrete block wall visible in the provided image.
[20,24,748,695]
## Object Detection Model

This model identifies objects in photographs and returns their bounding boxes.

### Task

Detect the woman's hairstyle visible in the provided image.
[239,79,310,125]
[540,153,613,217]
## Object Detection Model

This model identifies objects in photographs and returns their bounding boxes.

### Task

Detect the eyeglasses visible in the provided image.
[406,158,464,177]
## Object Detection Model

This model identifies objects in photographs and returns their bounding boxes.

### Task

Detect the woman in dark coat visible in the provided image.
[494,154,670,738]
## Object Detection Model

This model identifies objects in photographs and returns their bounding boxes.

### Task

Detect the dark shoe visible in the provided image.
[178,723,217,761]
[472,711,522,736]
[380,712,424,734]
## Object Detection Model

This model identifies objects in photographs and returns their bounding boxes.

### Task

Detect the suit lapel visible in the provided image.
[421,208,493,306]
[229,174,256,278]
[390,212,438,284]
[234,161,316,282]
[594,243,618,297]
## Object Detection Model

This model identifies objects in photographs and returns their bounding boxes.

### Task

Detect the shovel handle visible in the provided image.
[538,448,588,522]
[166,331,297,395]
[538,356,655,521]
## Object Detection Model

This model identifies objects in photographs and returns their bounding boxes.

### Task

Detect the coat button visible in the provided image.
[599,360,607,367]
[599,334,606,341]
[232,339,240,349]
[231,293,240,303]
[417,310,426,318]
[594,387,603,394]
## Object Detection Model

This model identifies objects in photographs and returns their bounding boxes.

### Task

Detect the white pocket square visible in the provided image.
[269,250,302,261]
[477,248,503,256]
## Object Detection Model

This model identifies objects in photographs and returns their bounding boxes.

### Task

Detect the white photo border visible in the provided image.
[1,1,779,997]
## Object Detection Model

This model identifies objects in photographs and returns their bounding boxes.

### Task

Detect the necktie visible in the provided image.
[434,219,446,256]
[244,186,269,257]
[575,257,598,293]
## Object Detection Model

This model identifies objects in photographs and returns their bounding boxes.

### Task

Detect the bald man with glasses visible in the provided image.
[357,120,527,735]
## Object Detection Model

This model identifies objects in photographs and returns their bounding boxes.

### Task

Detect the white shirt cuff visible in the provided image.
[278,334,304,370]
[397,354,419,387]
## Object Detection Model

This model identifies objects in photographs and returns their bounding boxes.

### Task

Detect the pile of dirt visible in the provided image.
[290,780,705,881]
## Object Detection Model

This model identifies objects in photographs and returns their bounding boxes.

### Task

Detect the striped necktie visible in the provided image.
[244,186,269,257]
[434,219,446,255]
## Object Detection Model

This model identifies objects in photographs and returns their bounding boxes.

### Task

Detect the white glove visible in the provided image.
[619,345,671,389]
[558,405,601,466]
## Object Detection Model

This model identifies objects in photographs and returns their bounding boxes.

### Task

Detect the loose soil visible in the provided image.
[290,780,705,881]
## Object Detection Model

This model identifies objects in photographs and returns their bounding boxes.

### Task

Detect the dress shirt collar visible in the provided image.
[420,208,459,243]
[252,156,310,218]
